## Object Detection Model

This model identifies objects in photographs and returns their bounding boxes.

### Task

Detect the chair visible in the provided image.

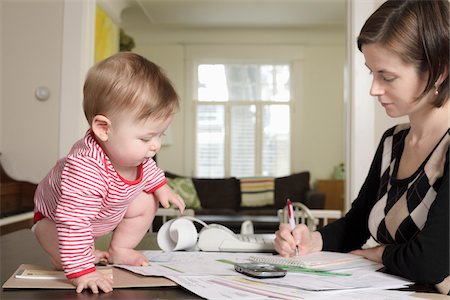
[277,202,319,231]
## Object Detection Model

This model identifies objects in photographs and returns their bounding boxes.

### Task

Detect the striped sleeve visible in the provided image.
[143,159,167,193]
[55,155,107,279]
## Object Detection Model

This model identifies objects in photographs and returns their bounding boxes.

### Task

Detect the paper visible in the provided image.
[167,274,416,300]
[257,268,412,292]
[157,216,207,252]
[116,250,271,276]
[117,251,413,294]
[250,251,376,270]
[167,275,310,300]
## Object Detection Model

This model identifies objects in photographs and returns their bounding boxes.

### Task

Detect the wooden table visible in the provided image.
[1,229,445,299]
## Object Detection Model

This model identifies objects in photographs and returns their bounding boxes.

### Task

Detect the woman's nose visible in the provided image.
[370,79,384,96]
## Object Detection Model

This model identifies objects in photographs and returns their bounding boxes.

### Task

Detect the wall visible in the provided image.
[1,1,63,183]
[132,27,346,183]
[1,0,95,184]
[345,0,408,210]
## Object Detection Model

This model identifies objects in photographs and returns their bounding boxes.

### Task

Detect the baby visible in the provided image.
[33,52,185,293]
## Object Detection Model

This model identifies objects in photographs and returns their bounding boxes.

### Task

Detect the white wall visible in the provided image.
[1,0,95,184]
[345,0,408,210]
[1,1,63,183]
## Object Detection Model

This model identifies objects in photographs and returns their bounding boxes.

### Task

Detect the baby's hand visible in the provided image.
[71,270,113,294]
[154,184,186,213]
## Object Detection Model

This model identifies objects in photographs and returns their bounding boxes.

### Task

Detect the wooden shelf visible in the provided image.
[315,179,344,211]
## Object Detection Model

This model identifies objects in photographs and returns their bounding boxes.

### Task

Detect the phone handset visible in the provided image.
[204,223,238,237]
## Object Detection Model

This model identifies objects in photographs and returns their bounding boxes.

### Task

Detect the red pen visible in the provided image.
[286,199,299,256]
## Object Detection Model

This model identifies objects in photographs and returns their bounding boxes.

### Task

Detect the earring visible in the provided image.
[434,84,439,95]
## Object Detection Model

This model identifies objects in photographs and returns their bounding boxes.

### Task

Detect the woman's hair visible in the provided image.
[357,0,449,107]
[83,52,179,125]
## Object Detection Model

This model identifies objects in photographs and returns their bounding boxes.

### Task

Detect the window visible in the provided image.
[195,63,291,178]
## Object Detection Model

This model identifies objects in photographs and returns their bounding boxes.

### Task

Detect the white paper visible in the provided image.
[116,251,272,276]
[167,275,310,300]
[259,268,412,291]
[167,275,418,300]
[116,250,416,300]
[157,218,199,252]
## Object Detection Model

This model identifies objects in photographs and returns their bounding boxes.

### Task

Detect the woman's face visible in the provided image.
[362,43,430,118]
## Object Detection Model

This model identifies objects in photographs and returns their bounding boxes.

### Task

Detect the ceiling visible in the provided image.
[115,0,347,30]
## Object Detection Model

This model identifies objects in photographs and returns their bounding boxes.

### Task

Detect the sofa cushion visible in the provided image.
[274,171,310,209]
[240,177,275,207]
[192,177,241,211]
[167,177,202,209]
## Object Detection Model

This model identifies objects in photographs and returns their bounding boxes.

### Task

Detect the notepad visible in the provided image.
[250,251,370,271]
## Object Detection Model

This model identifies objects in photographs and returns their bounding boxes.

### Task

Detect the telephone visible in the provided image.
[197,223,275,252]
[157,217,275,252]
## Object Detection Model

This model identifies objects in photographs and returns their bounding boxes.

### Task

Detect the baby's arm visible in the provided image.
[153,184,185,213]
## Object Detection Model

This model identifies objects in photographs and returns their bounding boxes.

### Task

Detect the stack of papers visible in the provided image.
[114,250,420,300]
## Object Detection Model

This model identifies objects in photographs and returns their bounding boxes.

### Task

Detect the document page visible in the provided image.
[115,250,271,276]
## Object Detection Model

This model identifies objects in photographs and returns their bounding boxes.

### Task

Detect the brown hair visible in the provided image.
[357,0,449,107]
[83,52,179,125]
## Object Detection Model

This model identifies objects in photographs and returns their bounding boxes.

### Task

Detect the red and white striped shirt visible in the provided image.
[33,130,166,279]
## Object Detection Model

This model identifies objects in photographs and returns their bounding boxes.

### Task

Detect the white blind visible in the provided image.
[195,63,291,178]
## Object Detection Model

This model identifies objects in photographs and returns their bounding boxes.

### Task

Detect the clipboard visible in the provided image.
[2,264,177,289]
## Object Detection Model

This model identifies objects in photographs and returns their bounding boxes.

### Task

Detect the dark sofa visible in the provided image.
[163,171,325,233]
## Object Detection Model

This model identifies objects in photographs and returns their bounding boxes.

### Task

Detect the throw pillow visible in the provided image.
[167,177,202,209]
[274,171,310,209]
[240,177,275,207]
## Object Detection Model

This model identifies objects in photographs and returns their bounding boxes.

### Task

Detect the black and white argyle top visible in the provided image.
[368,124,449,244]
[319,123,449,285]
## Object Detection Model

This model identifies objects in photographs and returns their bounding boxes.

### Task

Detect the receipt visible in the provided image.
[157,217,199,252]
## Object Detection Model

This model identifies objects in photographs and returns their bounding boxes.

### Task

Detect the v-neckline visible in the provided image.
[390,128,449,185]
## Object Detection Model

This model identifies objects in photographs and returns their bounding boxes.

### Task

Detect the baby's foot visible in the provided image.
[108,248,149,266]
[93,249,110,265]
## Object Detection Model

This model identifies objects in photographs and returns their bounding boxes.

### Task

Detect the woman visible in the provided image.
[275,0,449,294]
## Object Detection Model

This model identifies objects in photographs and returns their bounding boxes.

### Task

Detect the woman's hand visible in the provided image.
[351,245,385,263]
[71,270,113,294]
[275,223,323,257]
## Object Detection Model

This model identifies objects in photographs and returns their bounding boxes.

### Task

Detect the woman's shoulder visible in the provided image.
[380,123,410,140]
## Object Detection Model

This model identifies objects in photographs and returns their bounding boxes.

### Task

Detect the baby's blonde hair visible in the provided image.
[83,52,179,125]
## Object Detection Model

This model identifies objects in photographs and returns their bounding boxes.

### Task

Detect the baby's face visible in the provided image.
[104,112,173,171]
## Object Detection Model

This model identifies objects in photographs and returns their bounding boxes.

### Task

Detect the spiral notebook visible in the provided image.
[250,251,372,271]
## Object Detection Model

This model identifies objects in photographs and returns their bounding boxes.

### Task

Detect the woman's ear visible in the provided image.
[435,66,449,86]
[91,115,111,142]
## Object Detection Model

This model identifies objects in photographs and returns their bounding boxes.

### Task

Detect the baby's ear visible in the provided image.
[91,115,111,142]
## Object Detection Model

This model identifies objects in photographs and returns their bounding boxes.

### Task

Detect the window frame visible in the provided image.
[192,61,293,178]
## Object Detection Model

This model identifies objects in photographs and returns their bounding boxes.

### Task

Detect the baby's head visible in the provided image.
[83,52,179,126]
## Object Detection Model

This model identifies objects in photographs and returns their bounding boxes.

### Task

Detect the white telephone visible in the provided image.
[157,217,275,252]
[197,223,275,252]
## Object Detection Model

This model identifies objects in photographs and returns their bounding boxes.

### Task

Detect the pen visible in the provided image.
[286,199,299,256]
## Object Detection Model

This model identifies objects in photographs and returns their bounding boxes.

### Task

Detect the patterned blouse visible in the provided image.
[319,124,449,285]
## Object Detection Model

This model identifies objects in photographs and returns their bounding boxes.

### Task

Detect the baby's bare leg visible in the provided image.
[34,218,62,270]
[108,192,158,266]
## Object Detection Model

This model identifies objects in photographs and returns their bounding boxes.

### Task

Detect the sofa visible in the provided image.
[162,171,325,233]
